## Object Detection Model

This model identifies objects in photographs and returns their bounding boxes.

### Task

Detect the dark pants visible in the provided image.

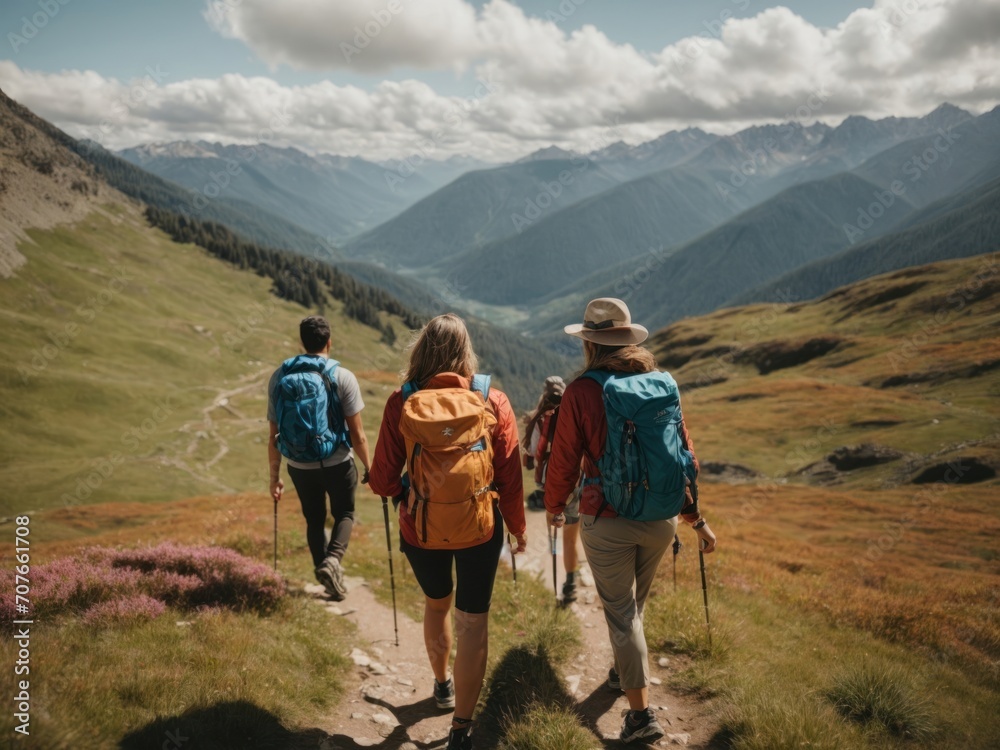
[400,505,503,614]
[288,460,358,569]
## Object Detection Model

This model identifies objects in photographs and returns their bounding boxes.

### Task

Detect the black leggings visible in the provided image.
[401,505,503,614]
[288,460,357,568]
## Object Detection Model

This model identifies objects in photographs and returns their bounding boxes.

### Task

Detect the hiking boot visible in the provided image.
[446,725,473,750]
[562,579,577,604]
[315,557,347,601]
[607,667,622,691]
[434,677,455,710]
[619,708,665,744]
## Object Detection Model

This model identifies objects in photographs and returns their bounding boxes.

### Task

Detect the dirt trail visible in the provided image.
[304,509,717,749]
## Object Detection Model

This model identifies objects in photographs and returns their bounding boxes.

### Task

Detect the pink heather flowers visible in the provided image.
[1,543,286,629]
[82,594,166,627]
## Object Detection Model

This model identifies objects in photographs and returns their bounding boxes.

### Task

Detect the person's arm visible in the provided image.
[267,419,284,502]
[345,412,370,483]
[490,392,527,552]
[544,385,585,520]
[529,422,542,458]
[368,393,407,500]
[677,416,716,553]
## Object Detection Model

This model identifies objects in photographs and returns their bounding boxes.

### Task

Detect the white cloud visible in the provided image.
[2,0,998,161]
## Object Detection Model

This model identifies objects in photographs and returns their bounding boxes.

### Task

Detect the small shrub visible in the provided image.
[83,595,165,627]
[0,543,286,629]
[31,156,54,175]
[826,662,935,740]
[502,705,600,750]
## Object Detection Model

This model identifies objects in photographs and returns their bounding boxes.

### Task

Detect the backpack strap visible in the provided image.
[580,370,612,518]
[401,380,419,402]
[470,374,491,402]
[581,369,612,387]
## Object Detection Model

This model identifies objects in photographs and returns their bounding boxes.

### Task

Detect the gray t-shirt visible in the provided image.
[267,357,365,469]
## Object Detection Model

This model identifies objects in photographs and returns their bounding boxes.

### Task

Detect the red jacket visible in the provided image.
[543,374,701,521]
[369,373,526,547]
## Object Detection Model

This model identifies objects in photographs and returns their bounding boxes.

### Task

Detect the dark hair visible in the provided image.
[300,316,331,353]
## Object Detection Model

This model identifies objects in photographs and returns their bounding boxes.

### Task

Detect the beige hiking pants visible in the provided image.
[580,513,677,690]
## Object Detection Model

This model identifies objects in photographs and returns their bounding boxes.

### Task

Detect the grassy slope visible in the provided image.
[643,253,1000,748]
[0,206,406,515]
[5,222,999,748]
[735,174,1000,306]
[342,158,621,268]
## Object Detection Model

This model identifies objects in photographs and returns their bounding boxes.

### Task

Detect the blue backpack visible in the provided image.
[273,355,350,463]
[583,370,696,521]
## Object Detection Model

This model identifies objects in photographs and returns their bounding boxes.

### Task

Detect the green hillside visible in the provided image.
[342,157,621,267]
[0,91,324,258]
[444,164,759,306]
[526,171,917,335]
[118,143,439,241]
[0,205,412,514]
[736,175,1000,305]
[852,106,1000,208]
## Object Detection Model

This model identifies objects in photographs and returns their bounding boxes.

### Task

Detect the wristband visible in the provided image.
[692,518,707,530]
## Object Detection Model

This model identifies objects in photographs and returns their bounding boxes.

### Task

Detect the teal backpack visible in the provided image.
[273,355,350,463]
[583,370,695,521]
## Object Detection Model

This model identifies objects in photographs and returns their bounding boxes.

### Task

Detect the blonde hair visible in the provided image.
[403,313,479,386]
[582,341,657,375]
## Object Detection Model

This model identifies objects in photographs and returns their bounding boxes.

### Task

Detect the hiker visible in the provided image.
[544,298,717,744]
[523,376,583,604]
[267,315,371,601]
[369,313,527,750]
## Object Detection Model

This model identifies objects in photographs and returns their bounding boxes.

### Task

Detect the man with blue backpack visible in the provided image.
[545,298,717,744]
[267,316,371,601]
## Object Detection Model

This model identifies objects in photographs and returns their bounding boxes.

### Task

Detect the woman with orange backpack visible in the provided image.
[545,298,717,744]
[369,313,527,750]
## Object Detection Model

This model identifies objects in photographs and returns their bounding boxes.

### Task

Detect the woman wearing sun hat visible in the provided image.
[544,297,717,744]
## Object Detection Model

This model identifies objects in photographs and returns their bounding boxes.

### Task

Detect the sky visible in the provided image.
[1,0,998,162]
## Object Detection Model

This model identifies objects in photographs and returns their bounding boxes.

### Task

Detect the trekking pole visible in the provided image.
[699,539,712,649]
[690,480,712,648]
[551,515,564,601]
[672,534,681,592]
[273,498,278,572]
[380,497,400,647]
[508,533,517,585]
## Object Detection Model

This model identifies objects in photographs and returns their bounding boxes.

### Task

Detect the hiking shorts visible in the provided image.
[400,504,503,614]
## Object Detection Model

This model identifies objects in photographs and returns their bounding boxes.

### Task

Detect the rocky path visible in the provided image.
[304,509,718,749]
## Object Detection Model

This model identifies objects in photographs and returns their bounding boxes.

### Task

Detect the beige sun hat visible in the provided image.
[564,297,648,346]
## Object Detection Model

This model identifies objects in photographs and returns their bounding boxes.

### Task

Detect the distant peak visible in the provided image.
[518,145,576,162]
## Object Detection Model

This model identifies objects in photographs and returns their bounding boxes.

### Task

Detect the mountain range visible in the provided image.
[5,86,998,397]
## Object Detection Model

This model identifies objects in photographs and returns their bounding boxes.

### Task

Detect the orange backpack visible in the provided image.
[399,374,498,549]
